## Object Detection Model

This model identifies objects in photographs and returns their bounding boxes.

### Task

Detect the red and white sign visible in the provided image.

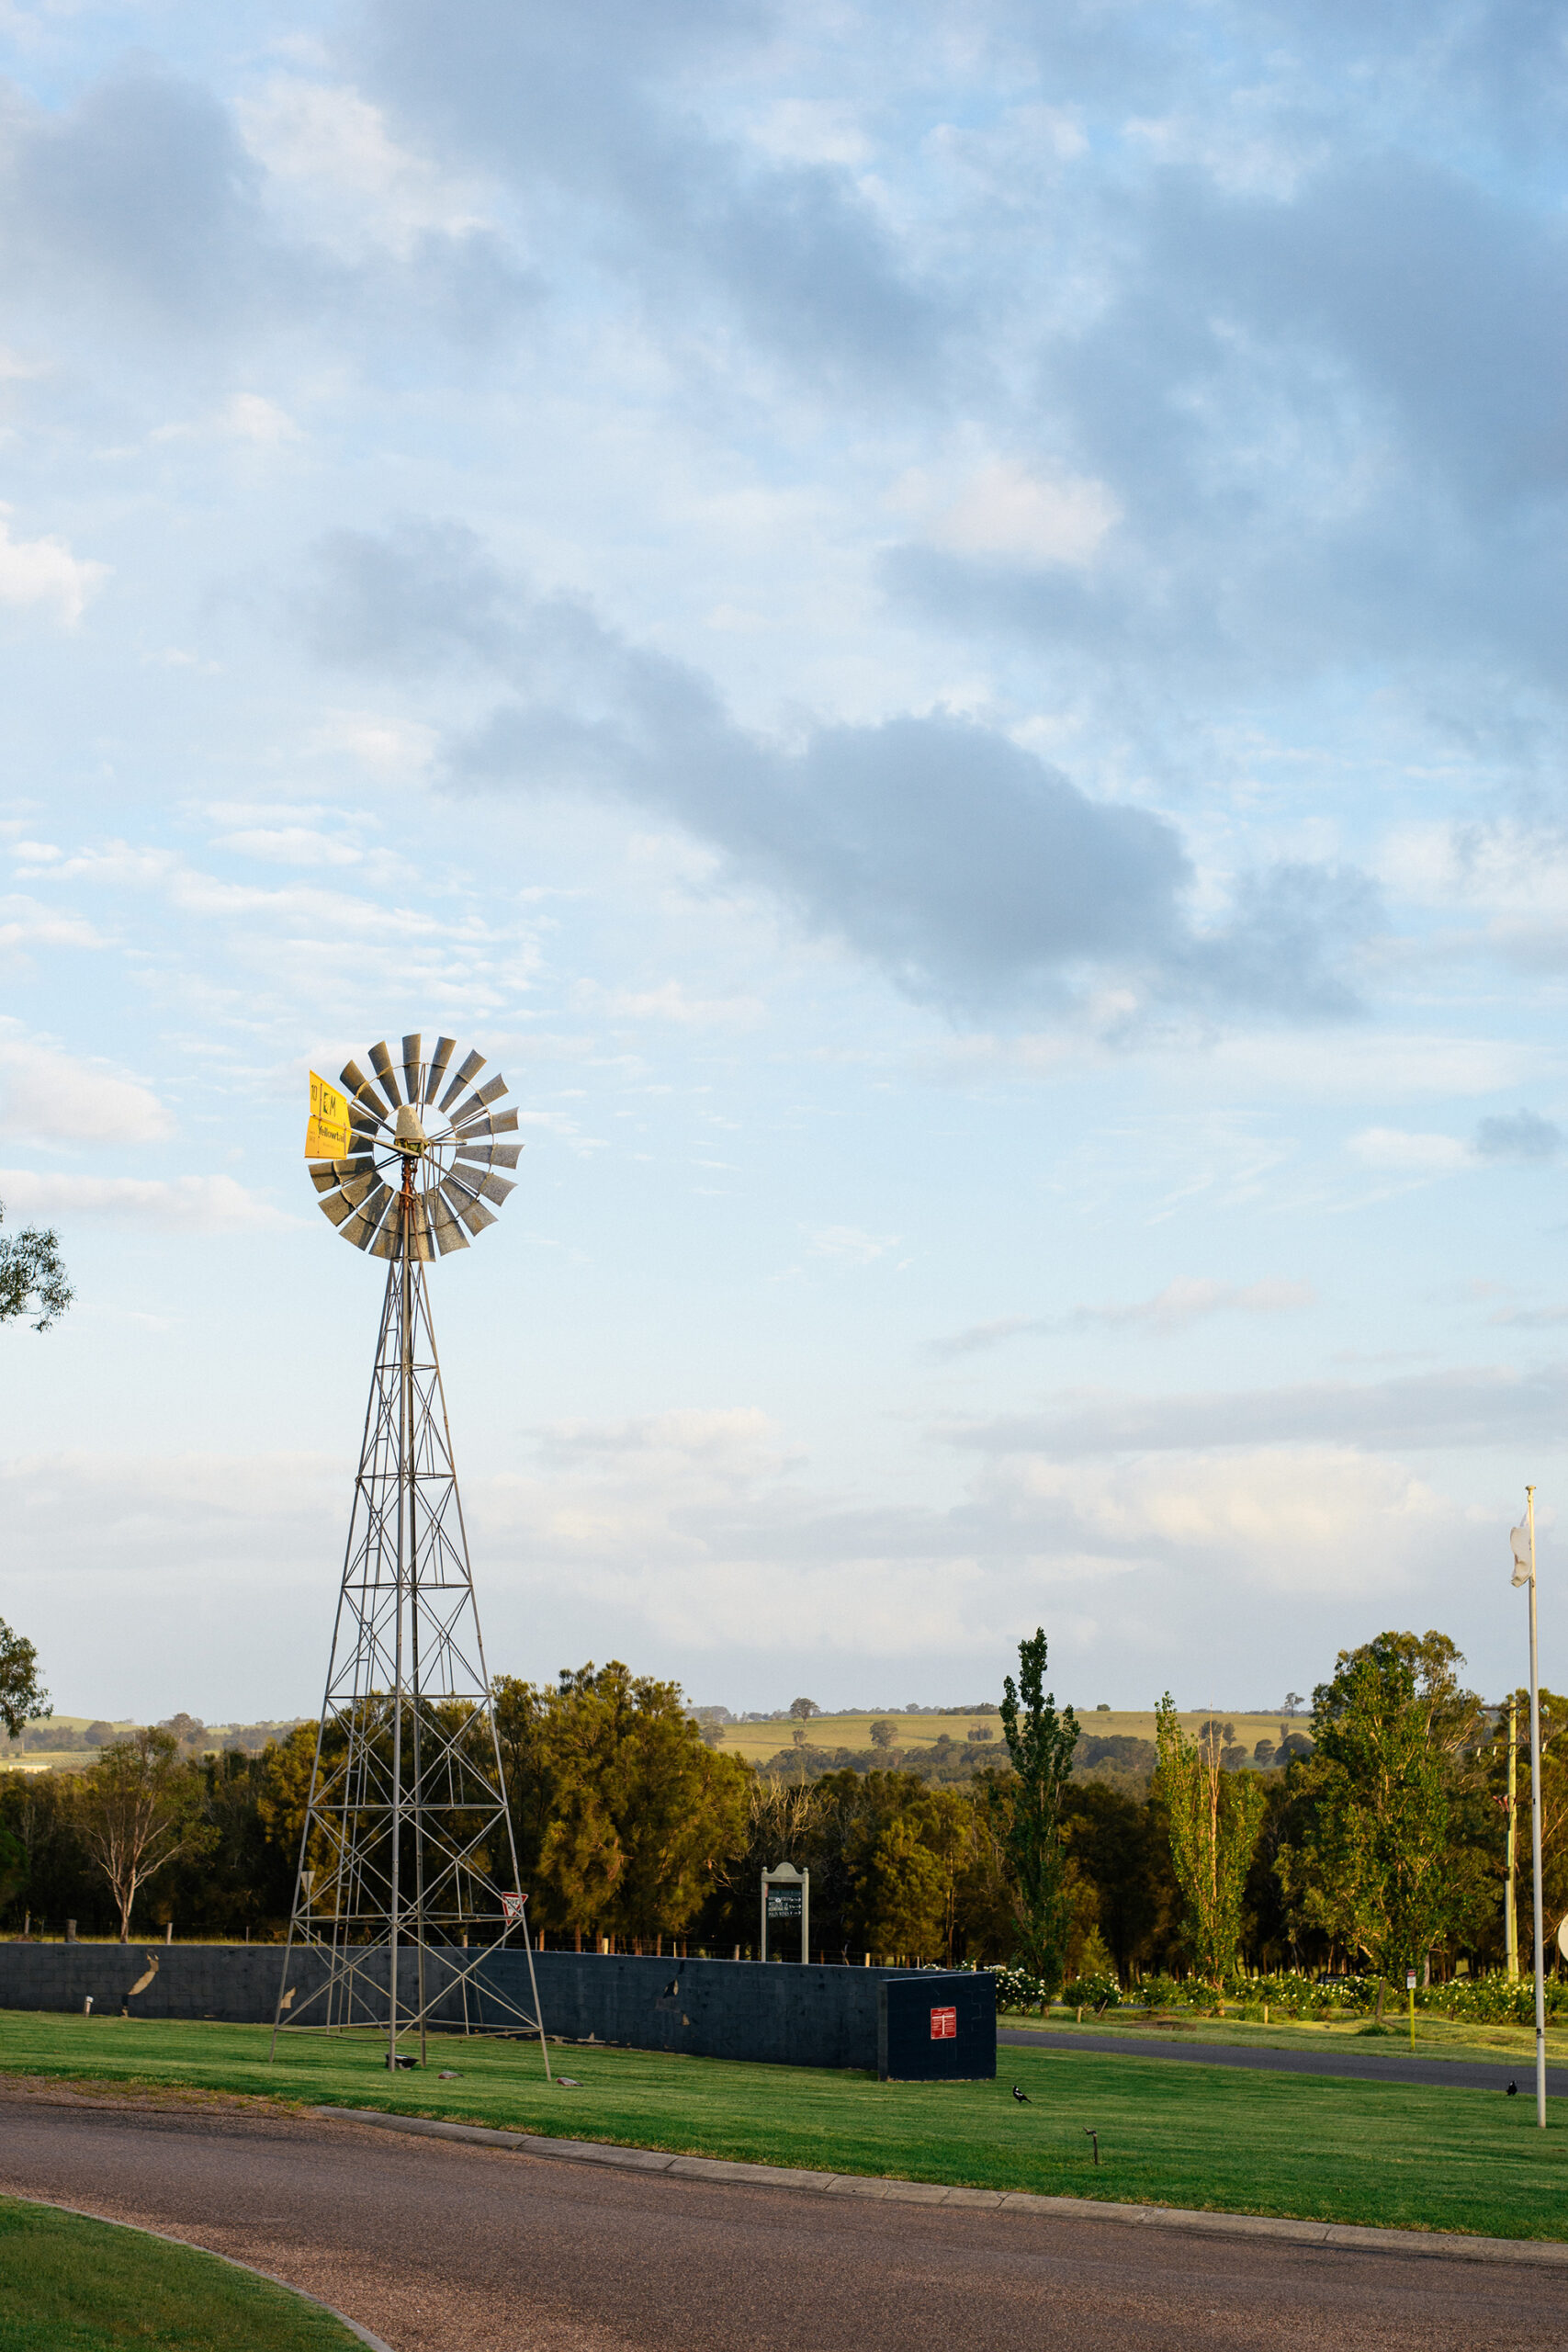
[930,2006,958,2041]
[500,1892,527,1925]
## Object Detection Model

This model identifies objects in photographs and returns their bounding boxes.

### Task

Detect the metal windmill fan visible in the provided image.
[306,1033,522,1259]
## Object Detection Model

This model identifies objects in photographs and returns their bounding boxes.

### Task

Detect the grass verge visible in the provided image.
[0,2194,363,2350]
[1002,2009,1568,2067]
[5,2009,1568,2241]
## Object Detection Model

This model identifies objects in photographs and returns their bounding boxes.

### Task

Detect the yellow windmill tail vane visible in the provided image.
[305,1071,352,1161]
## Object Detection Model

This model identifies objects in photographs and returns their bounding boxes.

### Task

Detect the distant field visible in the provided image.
[1,2011,1563,2239]
[709,1708,1302,1766]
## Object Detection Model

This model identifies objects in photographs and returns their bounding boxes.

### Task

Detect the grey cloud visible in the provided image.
[887,153,1568,727]
[305,519,1376,1018]
[361,0,955,393]
[1473,1110,1562,1162]
[942,1362,1568,1458]
[0,64,539,353]
[0,66,264,329]
[933,1277,1314,1353]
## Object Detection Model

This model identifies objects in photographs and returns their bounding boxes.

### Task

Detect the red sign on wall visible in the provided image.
[930,2006,958,2041]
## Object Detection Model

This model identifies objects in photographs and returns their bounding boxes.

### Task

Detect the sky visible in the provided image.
[2,0,1566,1724]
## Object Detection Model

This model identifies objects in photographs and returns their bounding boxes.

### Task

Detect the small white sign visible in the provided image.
[1405,1971,1416,1990]
[500,1892,526,1925]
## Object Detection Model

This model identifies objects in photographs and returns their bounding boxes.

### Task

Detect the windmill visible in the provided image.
[271,1034,549,2075]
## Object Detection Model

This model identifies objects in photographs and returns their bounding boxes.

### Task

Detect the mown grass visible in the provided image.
[1003,2008,1568,2068]
[4,2008,1567,2240]
[0,2195,362,2350]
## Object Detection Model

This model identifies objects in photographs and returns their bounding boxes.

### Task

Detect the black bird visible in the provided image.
[1507,2079,1519,2097]
[1012,2084,1031,2104]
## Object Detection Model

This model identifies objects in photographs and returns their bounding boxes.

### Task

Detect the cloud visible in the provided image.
[301,519,1380,1022]
[1474,1110,1562,1162]
[0,1037,171,1148]
[592,979,764,1028]
[1348,1113,1564,1172]
[0,1170,290,1232]
[942,1361,1568,1459]
[918,461,1121,568]
[807,1226,900,1266]
[934,1276,1314,1353]
[0,510,107,626]
[0,897,107,956]
[1348,1126,1472,1172]
[362,0,950,393]
[0,62,538,355]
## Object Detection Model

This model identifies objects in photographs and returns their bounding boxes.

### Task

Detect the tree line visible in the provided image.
[0,1629,1560,1994]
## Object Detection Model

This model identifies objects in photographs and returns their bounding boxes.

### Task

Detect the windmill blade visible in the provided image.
[308,1163,341,1194]
[478,1171,516,1205]
[424,1035,457,1104]
[439,1175,496,1237]
[424,1187,469,1254]
[406,1192,434,1262]
[453,1109,520,1140]
[343,1182,393,1249]
[401,1033,423,1105]
[369,1206,402,1259]
[448,1074,508,1125]
[455,1143,523,1170]
[338,1170,381,1209]
[437,1048,486,1112]
[340,1061,389,1122]
[319,1189,357,1228]
[367,1041,403,1108]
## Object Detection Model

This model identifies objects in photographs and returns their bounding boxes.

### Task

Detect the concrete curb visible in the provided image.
[310,2107,1568,2268]
[1,2190,393,2349]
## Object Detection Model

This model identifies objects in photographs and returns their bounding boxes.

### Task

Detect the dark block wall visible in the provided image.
[877,1969,996,2080]
[0,1945,996,2075]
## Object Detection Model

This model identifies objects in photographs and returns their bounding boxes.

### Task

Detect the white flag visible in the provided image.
[1511,1522,1532,1587]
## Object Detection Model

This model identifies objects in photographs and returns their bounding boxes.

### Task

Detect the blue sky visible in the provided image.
[2,0,1565,1721]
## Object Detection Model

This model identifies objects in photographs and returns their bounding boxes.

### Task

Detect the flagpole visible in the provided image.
[1527,1487,1546,2130]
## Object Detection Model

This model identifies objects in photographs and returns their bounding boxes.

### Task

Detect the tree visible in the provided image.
[0,1620,50,1739]
[77,1727,212,1940]
[1155,1695,1265,1991]
[850,1814,947,1957]
[996,1628,1079,1990]
[527,1662,750,1948]
[1275,1631,1491,1982]
[868,1719,897,1749]
[0,1205,73,1331]
[789,1698,820,1720]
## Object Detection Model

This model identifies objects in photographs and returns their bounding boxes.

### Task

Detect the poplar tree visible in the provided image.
[1155,1695,1265,1992]
[997,1628,1079,1990]
[1276,1632,1489,1982]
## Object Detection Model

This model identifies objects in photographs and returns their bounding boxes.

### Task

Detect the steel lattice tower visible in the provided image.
[272,1034,549,2074]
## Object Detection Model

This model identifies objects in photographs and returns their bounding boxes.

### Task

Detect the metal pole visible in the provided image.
[388,1163,412,2072]
[1528,1487,1546,2129]
[1506,1694,1518,1982]
[760,1871,768,1963]
[408,1232,427,2066]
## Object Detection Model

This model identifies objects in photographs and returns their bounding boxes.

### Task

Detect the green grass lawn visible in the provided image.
[1004,2007,1568,2069]
[4,2009,1567,2241]
[0,2195,363,2350]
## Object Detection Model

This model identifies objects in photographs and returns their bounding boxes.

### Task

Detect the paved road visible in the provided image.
[1,2079,1563,2352]
[998,2027,1568,2096]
